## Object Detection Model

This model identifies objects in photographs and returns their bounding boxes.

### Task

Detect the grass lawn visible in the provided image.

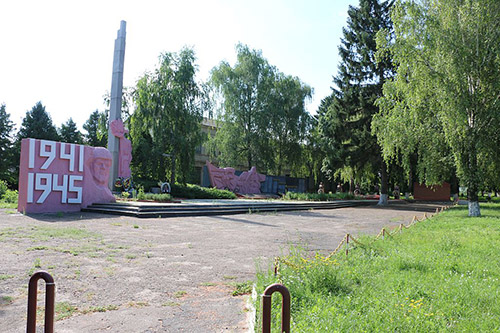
[0,202,17,209]
[255,203,500,332]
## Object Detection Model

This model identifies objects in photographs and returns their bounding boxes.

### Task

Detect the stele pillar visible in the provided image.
[107,20,126,190]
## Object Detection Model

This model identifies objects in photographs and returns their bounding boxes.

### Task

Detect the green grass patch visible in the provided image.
[80,304,119,314]
[24,226,101,241]
[54,302,79,321]
[0,274,14,280]
[230,281,253,296]
[174,290,187,298]
[255,204,500,332]
[282,192,356,201]
[162,301,181,307]
[0,202,17,209]
[1,295,14,305]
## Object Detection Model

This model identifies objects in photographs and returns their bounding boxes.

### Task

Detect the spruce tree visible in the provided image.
[59,118,83,144]
[0,104,15,183]
[17,102,60,142]
[318,0,393,204]
[83,110,108,147]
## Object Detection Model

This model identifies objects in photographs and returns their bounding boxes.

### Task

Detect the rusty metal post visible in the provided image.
[27,271,55,333]
[345,233,350,256]
[262,283,290,333]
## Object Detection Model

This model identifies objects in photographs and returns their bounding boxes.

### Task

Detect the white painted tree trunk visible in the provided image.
[405,192,410,200]
[468,201,480,217]
[378,193,388,206]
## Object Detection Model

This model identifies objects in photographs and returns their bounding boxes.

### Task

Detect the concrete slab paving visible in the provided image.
[0,201,447,332]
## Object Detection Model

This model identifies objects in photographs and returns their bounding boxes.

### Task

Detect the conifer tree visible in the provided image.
[318,0,393,204]
[0,104,15,183]
[59,118,83,144]
[17,102,59,142]
[83,110,108,147]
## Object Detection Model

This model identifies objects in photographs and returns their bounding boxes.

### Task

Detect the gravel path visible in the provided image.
[0,201,445,332]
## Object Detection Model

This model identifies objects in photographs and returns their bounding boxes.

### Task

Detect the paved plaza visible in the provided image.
[0,201,445,332]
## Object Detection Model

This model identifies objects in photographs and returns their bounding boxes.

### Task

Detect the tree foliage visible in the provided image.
[374,0,500,216]
[210,43,312,175]
[59,118,83,144]
[268,74,312,175]
[83,110,108,147]
[0,104,15,184]
[210,44,276,171]
[317,0,394,201]
[131,47,204,184]
[17,102,59,142]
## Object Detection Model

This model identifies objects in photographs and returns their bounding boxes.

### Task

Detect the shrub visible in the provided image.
[1,189,18,203]
[142,193,171,202]
[0,180,8,200]
[133,178,159,192]
[170,183,236,199]
[137,187,146,200]
[282,192,355,201]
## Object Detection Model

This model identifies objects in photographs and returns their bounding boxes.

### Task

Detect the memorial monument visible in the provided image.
[17,21,129,213]
[205,161,266,194]
[107,20,127,190]
[18,139,116,213]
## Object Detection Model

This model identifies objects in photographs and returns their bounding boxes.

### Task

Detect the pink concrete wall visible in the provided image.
[206,161,266,194]
[18,139,115,213]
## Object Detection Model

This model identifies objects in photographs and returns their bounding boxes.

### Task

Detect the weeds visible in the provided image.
[255,204,500,332]
[174,291,187,298]
[230,281,253,296]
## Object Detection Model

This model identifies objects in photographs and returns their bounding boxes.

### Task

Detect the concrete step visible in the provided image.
[82,200,376,218]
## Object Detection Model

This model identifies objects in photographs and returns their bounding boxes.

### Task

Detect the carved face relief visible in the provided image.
[92,157,112,186]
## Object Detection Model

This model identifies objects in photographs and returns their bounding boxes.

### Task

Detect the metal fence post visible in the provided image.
[27,271,55,333]
[262,283,290,333]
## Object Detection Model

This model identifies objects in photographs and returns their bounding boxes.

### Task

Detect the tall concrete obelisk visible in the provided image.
[107,20,126,190]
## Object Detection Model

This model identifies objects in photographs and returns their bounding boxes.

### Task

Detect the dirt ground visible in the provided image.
[0,201,446,332]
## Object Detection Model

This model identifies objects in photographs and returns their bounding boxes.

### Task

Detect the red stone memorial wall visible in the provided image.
[413,182,451,201]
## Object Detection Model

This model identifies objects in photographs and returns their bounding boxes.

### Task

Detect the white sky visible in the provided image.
[0,0,356,131]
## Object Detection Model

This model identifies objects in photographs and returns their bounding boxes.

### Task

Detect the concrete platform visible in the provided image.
[82,199,377,218]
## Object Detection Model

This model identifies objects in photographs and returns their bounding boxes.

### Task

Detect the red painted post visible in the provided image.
[27,271,55,333]
[262,283,291,333]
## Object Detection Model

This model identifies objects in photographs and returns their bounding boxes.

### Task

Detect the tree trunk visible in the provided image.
[349,178,354,194]
[465,137,480,217]
[378,160,388,205]
[450,172,459,203]
[170,152,176,185]
[405,167,413,200]
[467,182,480,216]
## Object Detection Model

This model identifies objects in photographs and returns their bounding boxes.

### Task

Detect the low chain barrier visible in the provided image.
[275,205,451,277]
[27,271,55,333]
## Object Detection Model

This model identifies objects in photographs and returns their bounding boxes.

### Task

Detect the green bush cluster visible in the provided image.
[0,180,17,205]
[2,189,18,203]
[255,204,500,332]
[139,193,172,202]
[133,178,159,192]
[0,180,8,199]
[282,191,355,201]
[170,183,236,199]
